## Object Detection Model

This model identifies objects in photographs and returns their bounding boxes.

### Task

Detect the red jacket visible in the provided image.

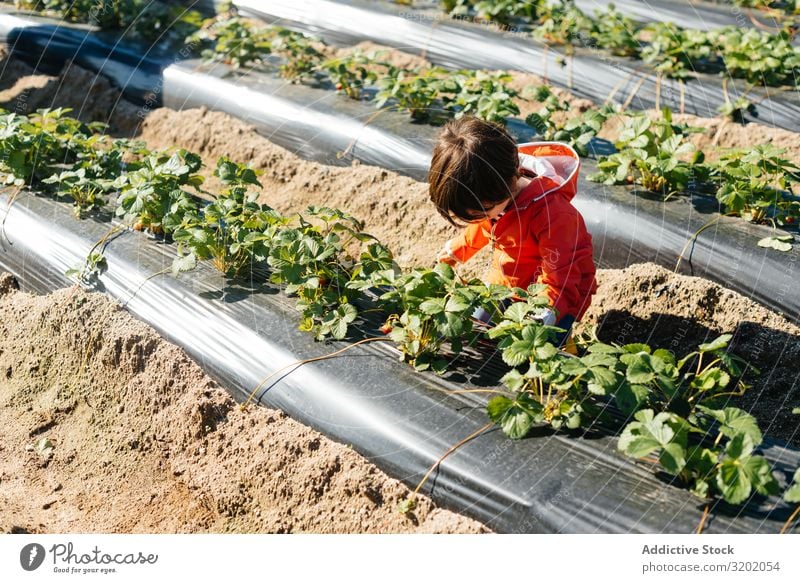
[444,142,597,321]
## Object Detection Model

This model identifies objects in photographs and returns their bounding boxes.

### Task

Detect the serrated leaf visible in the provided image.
[716,458,752,505]
[487,395,534,440]
[419,298,445,314]
[172,252,197,275]
[502,340,533,367]
[698,334,732,353]
[659,442,687,474]
[757,236,793,252]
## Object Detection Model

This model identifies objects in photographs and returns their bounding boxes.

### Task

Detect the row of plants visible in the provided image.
[421,1,800,87]
[183,6,800,229]
[185,8,617,155]
[186,6,523,126]
[2,106,799,522]
[10,0,203,44]
[587,107,800,232]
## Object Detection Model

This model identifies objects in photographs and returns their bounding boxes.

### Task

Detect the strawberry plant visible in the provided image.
[532,1,593,48]
[710,144,800,223]
[268,206,378,340]
[440,70,520,124]
[374,67,446,123]
[113,149,204,236]
[187,12,274,69]
[711,27,800,86]
[269,29,324,82]
[524,87,613,156]
[41,135,129,217]
[587,4,641,58]
[0,108,103,187]
[485,290,613,433]
[619,406,778,503]
[321,52,383,100]
[588,109,702,197]
[65,250,107,287]
[615,334,780,504]
[172,158,285,278]
[15,0,202,43]
[639,22,718,79]
[441,0,540,25]
[369,262,515,372]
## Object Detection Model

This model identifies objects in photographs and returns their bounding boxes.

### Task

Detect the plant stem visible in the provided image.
[674,214,739,273]
[408,422,493,502]
[695,504,710,534]
[121,266,172,308]
[0,186,21,243]
[242,336,393,408]
[780,504,800,534]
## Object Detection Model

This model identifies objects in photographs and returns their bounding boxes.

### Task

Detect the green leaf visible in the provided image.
[785,469,800,503]
[725,432,755,460]
[330,317,348,340]
[619,434,661,458]
[622,343,651,354]
[487,396,534,440]
[659,442,687,474]
[502,340,533,367]
[500,368,526,391]
[742,456,778,496]
[504,301,533,323]
[698,334,732,353]
[623,354,656,384]
[698,406,763,445]
[445,294,471,313]
[587,367,618,395]
[615,382,650,415]
[172,252,197,276]
[757,235,793,252]
[716,459,752,505]
[419,298,445,314]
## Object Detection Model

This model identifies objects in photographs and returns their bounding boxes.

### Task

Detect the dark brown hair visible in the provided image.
[427,116,519,226]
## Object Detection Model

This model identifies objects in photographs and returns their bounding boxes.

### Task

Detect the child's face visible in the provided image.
[462,198,511,223]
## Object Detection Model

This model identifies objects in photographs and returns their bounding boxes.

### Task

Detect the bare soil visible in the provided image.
[0,49,142,137]
[582,264,800,446]
[1,45,799,533]
[0,273,488,534]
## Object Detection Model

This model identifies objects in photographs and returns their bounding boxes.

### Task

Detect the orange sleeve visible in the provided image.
[532,208,593,320]
[445,220,491,264]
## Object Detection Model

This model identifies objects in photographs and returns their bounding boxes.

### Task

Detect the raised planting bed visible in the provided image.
[1,10,798,323]
[1,188,799,533]
[244,0,800,132]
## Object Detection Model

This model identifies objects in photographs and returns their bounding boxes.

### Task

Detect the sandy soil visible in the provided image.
[582,263,800,446]
[0,49,142,137]
[0,273,488,534]
[1,45,799,532]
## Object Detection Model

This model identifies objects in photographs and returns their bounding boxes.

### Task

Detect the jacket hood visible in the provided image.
[514,142,581,207]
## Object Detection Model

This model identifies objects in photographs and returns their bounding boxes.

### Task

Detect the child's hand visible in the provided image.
[437,241,459,265]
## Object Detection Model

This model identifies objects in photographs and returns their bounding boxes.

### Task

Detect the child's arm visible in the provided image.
[531,208,593,321]
[437,219,492,265]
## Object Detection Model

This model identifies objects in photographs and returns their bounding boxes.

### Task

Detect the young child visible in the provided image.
[427,116,597,341]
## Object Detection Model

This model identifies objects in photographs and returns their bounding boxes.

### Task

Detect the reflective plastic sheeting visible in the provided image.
[242,0,800,132]
[1,10,798,323]
[1,190,798,534]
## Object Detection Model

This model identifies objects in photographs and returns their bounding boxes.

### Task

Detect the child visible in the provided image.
[427,116,597,342]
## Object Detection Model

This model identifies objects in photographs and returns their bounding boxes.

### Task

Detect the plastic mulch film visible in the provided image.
[2,10,799,322]
[2,189,799,533]
[163,58,800,325]
[241,0,800,133]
